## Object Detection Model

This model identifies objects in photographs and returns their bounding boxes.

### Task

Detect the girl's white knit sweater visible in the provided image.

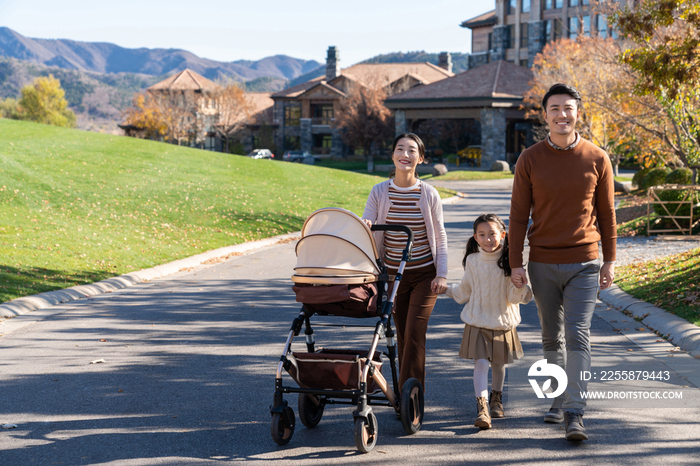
[445,248,533,331]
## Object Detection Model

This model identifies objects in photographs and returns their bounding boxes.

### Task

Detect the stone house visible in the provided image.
[385,60,535,167]
[120,68,275,154]
[270,47,454,157]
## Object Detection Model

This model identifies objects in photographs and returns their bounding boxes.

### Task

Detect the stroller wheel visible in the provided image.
[354,411,378,453]
[400,378,424,435]
[271,407,295,445]
[298,394,324,428]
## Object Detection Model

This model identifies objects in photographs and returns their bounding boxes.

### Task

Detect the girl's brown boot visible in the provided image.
[489,390,504,418]
[475,396,492,429]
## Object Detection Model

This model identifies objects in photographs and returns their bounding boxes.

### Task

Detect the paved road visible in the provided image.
[1,179,699,465]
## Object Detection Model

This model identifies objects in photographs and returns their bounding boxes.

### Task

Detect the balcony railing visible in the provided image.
[311,117,333,126]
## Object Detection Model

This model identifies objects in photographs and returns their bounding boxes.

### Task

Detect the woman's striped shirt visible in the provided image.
[383,180,433,272]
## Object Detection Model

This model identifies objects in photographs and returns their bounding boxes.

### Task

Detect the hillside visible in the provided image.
[0,119,380,302]
[0,27,320,82]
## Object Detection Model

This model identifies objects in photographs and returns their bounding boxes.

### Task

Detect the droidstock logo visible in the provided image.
[528,359,568,399]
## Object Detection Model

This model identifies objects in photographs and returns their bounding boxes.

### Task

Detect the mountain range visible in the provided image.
[0,27,321,82]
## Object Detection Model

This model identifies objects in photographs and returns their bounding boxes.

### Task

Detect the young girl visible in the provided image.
[362,133,448,393]
[441,213,532,429]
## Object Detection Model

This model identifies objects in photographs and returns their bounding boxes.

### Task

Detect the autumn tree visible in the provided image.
[16,75,76,128]
[214,84,251,153]
[334,84,394,172]
[613,0,700,168]
[524,36,670,174]
[123,93,168,139]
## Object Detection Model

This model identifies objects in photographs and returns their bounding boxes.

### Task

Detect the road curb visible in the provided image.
[0,232,300,322]
[599,285,700,358]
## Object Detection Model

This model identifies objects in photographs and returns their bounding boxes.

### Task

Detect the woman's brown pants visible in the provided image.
[392,264,437,391]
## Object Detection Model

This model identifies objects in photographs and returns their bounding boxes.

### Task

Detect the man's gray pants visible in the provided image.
[528,260,600,415]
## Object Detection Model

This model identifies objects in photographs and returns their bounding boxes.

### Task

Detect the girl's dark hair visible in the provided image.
[462,213,511,276]
[388,133,425,179]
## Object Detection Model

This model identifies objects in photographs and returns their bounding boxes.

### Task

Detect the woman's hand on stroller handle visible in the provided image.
[362,219,373,228]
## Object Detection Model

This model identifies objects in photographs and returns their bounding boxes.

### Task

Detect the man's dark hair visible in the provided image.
[542,83,582,111]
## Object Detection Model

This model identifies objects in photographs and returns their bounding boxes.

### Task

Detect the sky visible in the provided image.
[0,0,492,66]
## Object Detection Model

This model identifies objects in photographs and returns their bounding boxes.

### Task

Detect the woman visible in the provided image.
[362,133,448,391]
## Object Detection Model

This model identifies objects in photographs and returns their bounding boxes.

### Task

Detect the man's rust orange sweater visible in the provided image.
[509,138,616,268]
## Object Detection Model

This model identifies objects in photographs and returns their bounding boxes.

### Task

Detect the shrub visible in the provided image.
[632,167,652,188]
[665,167,692,185]
[641,167,671,190]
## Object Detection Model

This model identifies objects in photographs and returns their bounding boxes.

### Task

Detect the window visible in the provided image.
[522,0,531,13]
[488,32,493,50]
[553,19,563,40]
[508,25,515,49]
[582,0,589,4]
[597,14,608,38]
[520,23,529,48]
[545,19,553,42]
[284,106,300,127]
[569,17,579,39]
[520,59,529,67]
[555,0,563,8]
[507,0,517,15]
[582,15,591,36]
[284,136,300,150]
[312,104,333,125]
[544,0,552,9]
[569,0,578,5]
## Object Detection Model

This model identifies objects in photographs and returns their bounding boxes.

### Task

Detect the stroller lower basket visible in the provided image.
[285,348,384,394]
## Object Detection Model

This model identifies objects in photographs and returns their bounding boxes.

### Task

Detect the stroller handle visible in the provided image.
[370,224,413,262]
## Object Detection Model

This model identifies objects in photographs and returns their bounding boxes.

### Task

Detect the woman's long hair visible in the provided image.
[462,213,511,276]
[388,133,425,179]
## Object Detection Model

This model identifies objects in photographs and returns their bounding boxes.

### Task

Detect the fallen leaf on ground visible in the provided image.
[627,349,634,352]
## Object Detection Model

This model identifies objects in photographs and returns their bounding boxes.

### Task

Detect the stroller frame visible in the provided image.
[270,220,424,453]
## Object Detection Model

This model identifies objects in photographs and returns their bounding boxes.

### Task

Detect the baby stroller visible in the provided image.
[270,207,425,453]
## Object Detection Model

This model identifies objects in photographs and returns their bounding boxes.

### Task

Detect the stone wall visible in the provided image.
[480,107,506,166]
[528,20,546,68]
[300,118,312,153]
[490,25,509,62]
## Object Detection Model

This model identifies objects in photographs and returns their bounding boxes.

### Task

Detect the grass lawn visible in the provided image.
[0,119,393,302]
[614,176,633,182]
[615,247,700,326]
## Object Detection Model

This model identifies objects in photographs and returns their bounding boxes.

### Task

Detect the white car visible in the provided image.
[248,149,274,159]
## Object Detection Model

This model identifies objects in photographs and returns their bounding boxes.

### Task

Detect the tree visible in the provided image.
[214,84,251,153]
[524,36,669,174]
[16,75,76,127]
[122,93,168,139]
[613,0,700,168]
[334,84,394,172]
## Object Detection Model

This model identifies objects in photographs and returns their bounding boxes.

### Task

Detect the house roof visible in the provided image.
[246,92,274,124]
[460,10,496,29]
[334,62,453,88]
[384,60,533,107]
[271,62,453,99]
[148,68,221,93]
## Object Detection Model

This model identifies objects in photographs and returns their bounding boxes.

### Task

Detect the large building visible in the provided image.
[270,47,454,157]
[462,0,630,69]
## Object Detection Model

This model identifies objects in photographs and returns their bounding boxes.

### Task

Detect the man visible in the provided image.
[509,83,616,441]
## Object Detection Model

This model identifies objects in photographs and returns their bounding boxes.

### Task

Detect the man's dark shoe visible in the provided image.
[564,412,588,440]
[543,407,564,423]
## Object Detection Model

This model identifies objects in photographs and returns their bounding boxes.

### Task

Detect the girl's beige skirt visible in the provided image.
[459,324,523,364]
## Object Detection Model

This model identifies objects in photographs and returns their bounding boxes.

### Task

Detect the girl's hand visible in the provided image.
[362,219,373,229]
[431,276,447,295]
[511,267,527,288]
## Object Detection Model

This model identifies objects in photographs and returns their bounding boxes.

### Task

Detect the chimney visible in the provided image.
[326,46,340,82]
[438,52,453,73]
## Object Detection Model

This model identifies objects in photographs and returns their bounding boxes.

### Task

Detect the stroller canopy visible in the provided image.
[293,208,381,284]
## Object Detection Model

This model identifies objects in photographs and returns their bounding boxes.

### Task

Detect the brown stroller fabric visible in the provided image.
[285,348,384,394]
[292,283,379,318]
